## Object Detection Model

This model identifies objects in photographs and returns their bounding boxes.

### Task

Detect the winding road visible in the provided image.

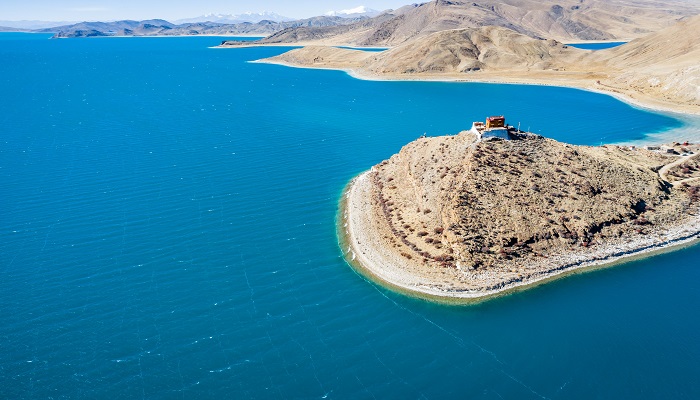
[659,152,700,186]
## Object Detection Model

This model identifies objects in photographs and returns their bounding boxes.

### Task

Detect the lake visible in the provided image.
[1,33,698,399]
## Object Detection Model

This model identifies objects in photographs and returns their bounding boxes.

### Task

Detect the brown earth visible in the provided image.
[663,148,700,184]
[592,15,700,110]
[257,15,700,114]
[223,0,700,47]
[341,131,700,298]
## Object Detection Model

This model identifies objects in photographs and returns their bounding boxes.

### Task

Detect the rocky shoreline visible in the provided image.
[339,134,700,303]
[341,171,700,302]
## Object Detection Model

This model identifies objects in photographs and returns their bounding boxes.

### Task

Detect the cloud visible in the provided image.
[325,6,379,17]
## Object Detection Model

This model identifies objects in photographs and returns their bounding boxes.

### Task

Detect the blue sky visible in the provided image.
[0,0,413,21]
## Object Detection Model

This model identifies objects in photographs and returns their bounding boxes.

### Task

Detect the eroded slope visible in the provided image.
[349,132,700,295]
[233,0,700,47]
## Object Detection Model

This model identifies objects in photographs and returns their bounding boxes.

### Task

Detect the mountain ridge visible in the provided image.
[258,14,700,114]
[236,0,700,46]
[325,6,382,18]
[174,12,292,25]
[41,16,369,38]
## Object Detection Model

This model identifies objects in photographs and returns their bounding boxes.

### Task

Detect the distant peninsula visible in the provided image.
[251,13,700,116]
[216,1,700,115]
[340,120,700,301]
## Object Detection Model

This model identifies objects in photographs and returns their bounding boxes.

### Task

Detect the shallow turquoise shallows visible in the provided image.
[1,33,699,399]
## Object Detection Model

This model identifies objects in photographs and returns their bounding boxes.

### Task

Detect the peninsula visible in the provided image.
[219,0,700,300]
[253,13,700,115]
[341,119,700,301]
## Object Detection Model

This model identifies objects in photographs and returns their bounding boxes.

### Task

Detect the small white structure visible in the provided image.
[470,116,511,140]
[481,127,510,140]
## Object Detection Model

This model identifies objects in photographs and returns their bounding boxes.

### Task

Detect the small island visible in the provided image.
[340,116,700,302]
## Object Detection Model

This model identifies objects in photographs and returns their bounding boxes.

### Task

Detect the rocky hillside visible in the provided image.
[263,25,587,72]
[262,46,375,69]
[356,130,700,291]
[261,14,700,113]
[594,14,700,108]
[365,26,585,74]
[240,0,700,46]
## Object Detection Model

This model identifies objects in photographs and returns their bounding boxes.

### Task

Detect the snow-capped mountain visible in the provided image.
[175,12,292,25]
[324,6,381,18]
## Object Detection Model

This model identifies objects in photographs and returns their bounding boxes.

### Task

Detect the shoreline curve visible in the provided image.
[254,57,700,118]
[339,171,700,304]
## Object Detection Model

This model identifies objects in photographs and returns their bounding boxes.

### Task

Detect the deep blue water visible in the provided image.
[567,41,627,50]
[1,33,699,399]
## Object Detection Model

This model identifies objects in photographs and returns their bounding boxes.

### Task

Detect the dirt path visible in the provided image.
[659,153,700,186]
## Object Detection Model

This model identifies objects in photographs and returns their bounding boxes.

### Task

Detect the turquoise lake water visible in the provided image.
[567,42,627,50]
[1,33,699,399]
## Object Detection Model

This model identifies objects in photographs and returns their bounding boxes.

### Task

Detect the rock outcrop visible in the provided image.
[342,130,700,299]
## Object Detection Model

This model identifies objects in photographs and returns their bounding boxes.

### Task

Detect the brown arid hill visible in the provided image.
[224,0,700,47]
[257,15,700,114]
[261,46,375,70]
[364,26,586,73]
[592,14,700,109]
[341,130,700,300]
[259,27,587,73]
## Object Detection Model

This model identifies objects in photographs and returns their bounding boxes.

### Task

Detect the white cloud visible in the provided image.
[325,6,378,17]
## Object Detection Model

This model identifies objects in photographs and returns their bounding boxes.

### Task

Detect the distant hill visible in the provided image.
[0,26,28,32]
[230,12,399,45]
[244,0,700,46]
[0,20,77,30]
[365,26,584,74]
[259,14,700,113]
[263,26,586,73]
[39,20,176,38]
[40,16,369,38]
[595,13,700,108]
[174,12,292,25]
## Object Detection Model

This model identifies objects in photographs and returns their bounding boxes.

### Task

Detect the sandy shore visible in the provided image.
[564,39,631,44]
[340,171,700,303]
[219,41,336,48]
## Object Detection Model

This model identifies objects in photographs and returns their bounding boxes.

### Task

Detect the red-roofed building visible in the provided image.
[486,116,505,129]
